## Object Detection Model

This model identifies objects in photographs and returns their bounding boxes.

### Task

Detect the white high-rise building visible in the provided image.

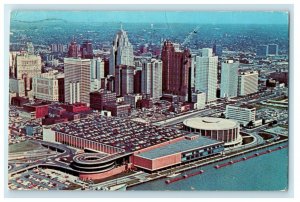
[64,58,91,105]
[15,54,42,90]
[141,59,163,99]
[195,48,218,103]
[32,70,64,102]
[109,28,134,76]
[91,58,105,80]
[192,91,206,109]
[238,71,259,96]
[220,60,239,98]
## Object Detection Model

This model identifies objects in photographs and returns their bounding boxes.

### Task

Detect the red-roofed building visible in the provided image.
[61,102,90,113]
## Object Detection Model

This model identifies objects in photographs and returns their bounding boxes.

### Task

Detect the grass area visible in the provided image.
[278,124,288,129]
[9,140,42,153]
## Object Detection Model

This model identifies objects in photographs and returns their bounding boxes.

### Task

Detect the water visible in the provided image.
[128,143,288,191]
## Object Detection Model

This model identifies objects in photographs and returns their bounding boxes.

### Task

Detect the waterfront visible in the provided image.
[128,143,288,191]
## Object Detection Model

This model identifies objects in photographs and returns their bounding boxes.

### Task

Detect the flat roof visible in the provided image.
[263,126,288,136]
[183,117,239,130]
[136,136,222,160]
[51,114,185,153]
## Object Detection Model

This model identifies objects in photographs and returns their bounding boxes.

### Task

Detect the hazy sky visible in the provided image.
[11,11,289,24]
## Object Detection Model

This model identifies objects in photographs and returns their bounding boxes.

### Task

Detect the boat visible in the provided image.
[166,173,181,178]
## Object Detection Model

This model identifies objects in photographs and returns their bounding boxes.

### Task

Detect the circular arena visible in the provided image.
[183,117,243,147]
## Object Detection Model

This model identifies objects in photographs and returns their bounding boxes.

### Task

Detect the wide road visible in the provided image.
[9,140,77,175]
[153,89,285,127]
[153,108,221,127]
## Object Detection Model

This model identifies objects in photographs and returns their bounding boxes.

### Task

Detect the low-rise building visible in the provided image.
[124,94,143,108]
[225,105,256,126]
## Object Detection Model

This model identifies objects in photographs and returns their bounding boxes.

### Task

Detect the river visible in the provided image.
[128,143,288,191]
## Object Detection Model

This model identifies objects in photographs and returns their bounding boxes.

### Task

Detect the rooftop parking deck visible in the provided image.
[51,115,186,152]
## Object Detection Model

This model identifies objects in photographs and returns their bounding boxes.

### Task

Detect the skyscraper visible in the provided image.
[238,71,259,96]
[257,45,268,57]
[64,58,91,105]
[161,41,191,101]
[91,58,105,80]
[141,59,163,99]
[15,54,42,91]
[109,28,134,76]
[268,44,279,56]
[81,40,94,59]
[195,48,218,103]
[26,42,34,55]
[213,44,222,57]
[220,60,239,98]
[115,65,135,96]
[68,41,80,58]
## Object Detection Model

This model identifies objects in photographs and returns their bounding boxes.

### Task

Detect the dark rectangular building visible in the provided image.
[58,77,65,103]
[90,90,117,111]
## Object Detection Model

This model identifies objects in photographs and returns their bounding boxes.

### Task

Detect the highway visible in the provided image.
[9,140,77,175]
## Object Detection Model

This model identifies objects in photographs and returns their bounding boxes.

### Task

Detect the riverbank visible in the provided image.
[126,138,288,188]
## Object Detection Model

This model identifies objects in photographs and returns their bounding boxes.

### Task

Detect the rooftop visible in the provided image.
[136,136,222,159]
[183,117,239,130]
[263,126,288,136]
[51,114,185,152]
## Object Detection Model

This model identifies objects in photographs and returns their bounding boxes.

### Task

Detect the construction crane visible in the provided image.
[181,25,200,47]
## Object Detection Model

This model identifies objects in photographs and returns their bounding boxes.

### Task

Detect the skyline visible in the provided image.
[11,11,289,25]
[8,10,289,192]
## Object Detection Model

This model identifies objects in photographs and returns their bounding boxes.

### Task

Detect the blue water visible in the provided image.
[128,144,288,191]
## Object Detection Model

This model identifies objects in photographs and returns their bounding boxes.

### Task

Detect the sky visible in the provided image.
[10,11,289,25]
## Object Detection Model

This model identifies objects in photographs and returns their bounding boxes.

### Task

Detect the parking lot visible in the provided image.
[9,168,82,190]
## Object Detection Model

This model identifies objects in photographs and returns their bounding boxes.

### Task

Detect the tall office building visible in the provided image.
[109,28,134,76]
[26,42,34,55]
[115,65,135,96]
[161,41,191,101]
[238,71,259,96]
[213,44,222,57]
[91,58,105,80]
[68,41,80,58]
[257,45,268,57]
[81,40,94,59]
[195,48,218,102]
[134,69,142,94]
[32,71,64,102]
[141,59,163,99]
[15,54,42,80]
[64,58,91,105]
[15,54,42,91]
[220,60,239,98]
[268,44,279,56]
